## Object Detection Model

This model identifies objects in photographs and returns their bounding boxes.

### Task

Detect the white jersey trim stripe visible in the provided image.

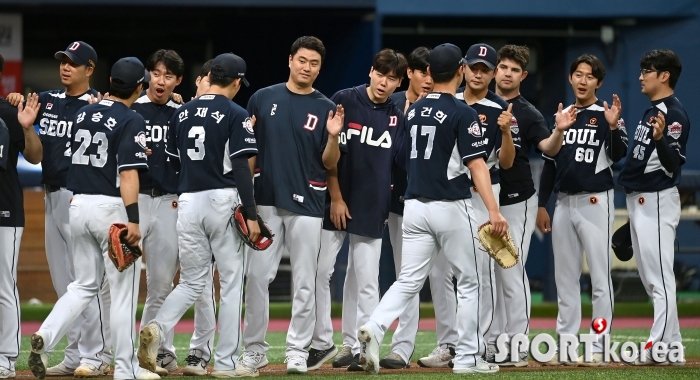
[462,151,487,159]
[310,184,327,191]
[476,97,504,109]
[229,148,258,157]
[118,163,149,170]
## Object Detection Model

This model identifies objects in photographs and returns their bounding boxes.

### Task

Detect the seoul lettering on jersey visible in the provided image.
[37,89,98,187]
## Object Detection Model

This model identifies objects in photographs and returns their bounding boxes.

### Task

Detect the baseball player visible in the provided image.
[309,48,407,372]
[418,43,521,368]
[537,54,627,365]
[180,58,218,377]
[358,43,507,375]
[617,49,689,365]
[138,52,259,378]
[28,57,157,380]
[489,45,575,366]
[0,54,42,379]
[376,46,433,370]
[238,36,343,375]
[6,41,113,377]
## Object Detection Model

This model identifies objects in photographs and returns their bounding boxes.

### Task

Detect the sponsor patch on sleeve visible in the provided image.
[667,121,682,139]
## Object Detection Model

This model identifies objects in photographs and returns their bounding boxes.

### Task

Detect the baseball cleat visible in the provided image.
[182,354,208,376]
[29,333,49,379]
[45,363,75,377]
[578,353,608,367]
[452,357,499,374]
[379,353,409,369]
[137,323,161,372]
[157,353,178,374]
[74,362,109,377]
[0,366,16,379]
[285,355,307,374]
[134,368,160,379]
[239,351,268,369]
[306,346,338,370]
[358,325,379,374]
[347,355,363,372]
[417,345,455,368]
[332,345,353,368]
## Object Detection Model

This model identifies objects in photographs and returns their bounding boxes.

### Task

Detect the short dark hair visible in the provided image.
[570,54,606,82]
[640,49,682,89]
[407,47,430,71]
[146,49,184,78]
[497,45,530,70]
[109,82,140,99]
[199,59,213,77]
[372,48,408,78]
[290,36,326,62]
[0,53,4,73]
[209,71,235,87]
[431,69,459,84]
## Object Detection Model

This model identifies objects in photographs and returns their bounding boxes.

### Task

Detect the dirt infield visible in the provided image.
[11,359,700,378]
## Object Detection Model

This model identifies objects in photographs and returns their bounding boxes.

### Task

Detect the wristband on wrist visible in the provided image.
[125,203,139,224]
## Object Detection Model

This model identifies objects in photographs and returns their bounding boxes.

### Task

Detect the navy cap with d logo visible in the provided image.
[110,57,151,89]
[55,41,98,68]
[465,43,497,70]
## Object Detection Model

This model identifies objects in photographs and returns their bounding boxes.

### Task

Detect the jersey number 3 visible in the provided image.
[410,125,436,159]
[188,126,206,160]
[72,129,108,167]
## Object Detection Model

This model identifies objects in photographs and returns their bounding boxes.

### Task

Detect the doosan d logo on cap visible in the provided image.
[69,42,80,51]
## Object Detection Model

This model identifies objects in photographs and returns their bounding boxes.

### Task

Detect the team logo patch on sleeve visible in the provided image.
[667,122,682,139]
[243,117,255,134]
[134,131,148,149]
[510,116,519,134]
[617,119,626,133]
[468,121,482,137]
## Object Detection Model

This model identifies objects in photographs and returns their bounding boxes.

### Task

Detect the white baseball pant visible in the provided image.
[44,189,112,368]
[0,227,22,372]
[492,194,537,351]
[387,212,419,363]
[315,231,381,356]
[552,190,615,352]
[187,261,217,362]
[243,206,323,359]
[627,187,682,346]
[38,194,142,379]
[149,188,245,371]
[365,198,485,367]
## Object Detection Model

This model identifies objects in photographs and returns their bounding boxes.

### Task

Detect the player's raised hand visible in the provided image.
[497,103,514,133]
[6,92,24,107]
[604,94,622,128]
[651,111,666,141]
[488,210,509,237]
[88,92,103,104]
[125,222,142,246]
[250,115,257,128]
[554,103,577,131]
[171,92,184,104]
[17,93,40,129]
[330,199,352,230]
[536,207,551,233]
[326,104,345,137]
[246,219,261,242]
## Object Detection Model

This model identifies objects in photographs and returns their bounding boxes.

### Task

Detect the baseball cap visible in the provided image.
[428,43,465,74]
[110,57,150,89]
[55,41,98,68]
[465,43,497,70]
[210,53,249,87]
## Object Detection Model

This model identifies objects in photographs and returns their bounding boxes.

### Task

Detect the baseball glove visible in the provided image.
[477,222,519,269]
[231,205,274,251]
[108,223,143,272]
[611,221,633,262]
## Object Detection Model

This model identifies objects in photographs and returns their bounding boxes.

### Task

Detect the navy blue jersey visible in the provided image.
[456,88,521,184]
[543,102,628,193]
[499,95,550,205]
[618,95,690,192]
[166,94,257,194]
[37,89,98,187]
[248,83,336,217]
[131,91,181,194]
[322,85,404,238]
[66,100,149,197]
[389,91,410,215]
[404,92,486,200]
[0,99,26,227]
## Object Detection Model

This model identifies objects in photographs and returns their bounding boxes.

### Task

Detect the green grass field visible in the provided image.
[14,328,700,379]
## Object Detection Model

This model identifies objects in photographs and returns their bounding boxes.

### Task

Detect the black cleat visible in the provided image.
[379,353,410,369]
[347,354,364,372]
[29,333,48,379]
[306,346,338,371]
[332,346,354,368]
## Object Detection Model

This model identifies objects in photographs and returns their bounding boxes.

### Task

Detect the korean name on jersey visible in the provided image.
[165,94,257,194]
[404,93,486,201]
[66,100,149,197]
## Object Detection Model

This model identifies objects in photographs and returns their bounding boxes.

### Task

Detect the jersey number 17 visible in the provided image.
[410,125,436,159]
